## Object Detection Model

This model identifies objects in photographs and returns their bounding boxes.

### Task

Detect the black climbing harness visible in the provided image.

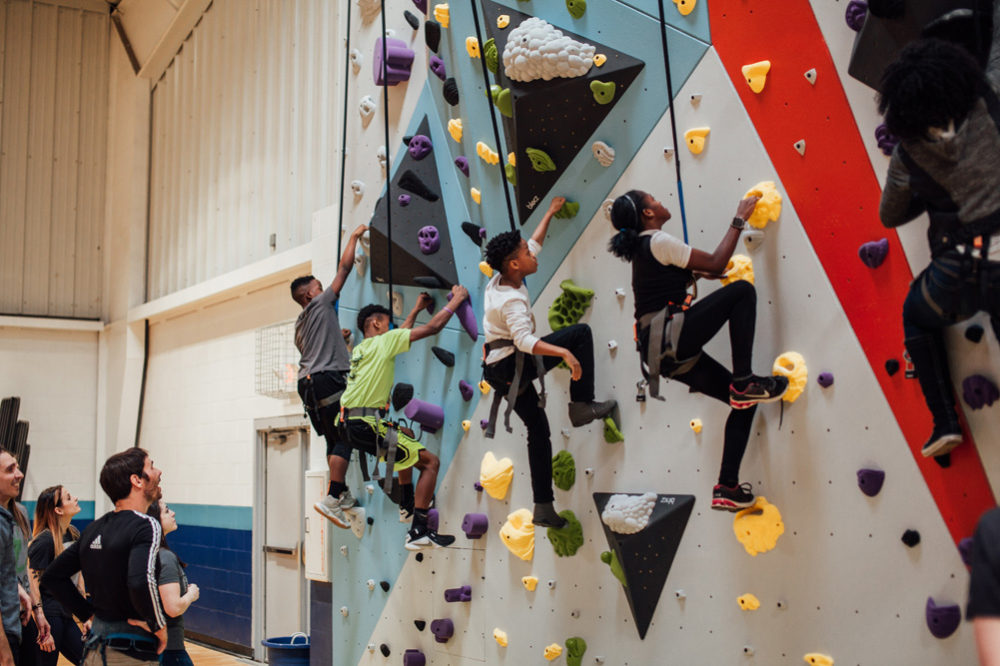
[481,340,547,438]
[634,291,701,402]
[340,406,400,494]
[300,373,345,436]
[82,632,159,666]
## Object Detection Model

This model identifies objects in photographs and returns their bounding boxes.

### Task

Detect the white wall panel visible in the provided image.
[0,0,108,318]
[147,0,338,301]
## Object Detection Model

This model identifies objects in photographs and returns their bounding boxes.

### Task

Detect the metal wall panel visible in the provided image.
[147,0,337,301]
[0,0,108,318]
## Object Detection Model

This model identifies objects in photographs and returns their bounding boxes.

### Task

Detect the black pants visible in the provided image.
[483,323,596,504]
[671,281,758,487]
[298,371,352,459]
[6,632,19,666]
[37,610,83,666]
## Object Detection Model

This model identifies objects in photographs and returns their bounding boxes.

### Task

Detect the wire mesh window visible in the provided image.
[254,320,299,399]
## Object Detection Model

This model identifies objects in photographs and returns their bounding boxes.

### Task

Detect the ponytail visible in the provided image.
[607,190,647,262]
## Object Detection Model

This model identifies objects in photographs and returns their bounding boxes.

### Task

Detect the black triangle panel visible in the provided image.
[592,492,695,640]
[481,1,645,224]
[369,116,458,289]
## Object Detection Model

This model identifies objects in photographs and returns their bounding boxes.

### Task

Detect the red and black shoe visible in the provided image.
[711,482,756,512]
[729,375,789,409]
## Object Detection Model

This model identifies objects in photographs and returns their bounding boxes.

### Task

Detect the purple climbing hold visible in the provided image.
[962,374,999,409]
[398,194,411,207]
[404,398,445,433]
[875,123,899,156]
[461,513,489,539]
[455,156,470,177]
[412,0,427,13]
[430,618,454,643]
[845,0,868,31]
[444,585,472,602]
[447,292,479,341]
[373,37,415,86]
[856,468,885,497]
[817,372,834,388]
[959,537,974,566]
[925,597,961,639]
[418,226,441,255]
[474,481,484,491]
[459,380,475,401]
[858,238,889,268]
[403,648,426,666]
[428,508,439,531]
[429,55,447,81]
[480,419,489,430]
[408,134,433,161]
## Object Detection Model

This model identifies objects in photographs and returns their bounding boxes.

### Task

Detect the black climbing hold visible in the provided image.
[392,383,415,411]
[398,169,440,202]
[366,516,374,525]
[432,346,455,367]
[380,580,391,592]
[461,222,484,247]
[403,10,420,29]
[442,77,460,106]
[413,276,446,289]
[933,453,951,469]
[415,553,424,562]
[901,529,921,547]
[425,20,441,53]
[380,644,390,657]
[403,135,413,146]
[966,324,984,343]
[414,619,426,631]
[885,359,899,376]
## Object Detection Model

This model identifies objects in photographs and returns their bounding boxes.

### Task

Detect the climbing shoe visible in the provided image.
[711,482,755,512]
[568,399,618,427]
[405,524,456,550]
[314,490,356,529]
[532,502,568,529]
[921,428,963,458]
[729,375,789,409]
[399,505,414,523]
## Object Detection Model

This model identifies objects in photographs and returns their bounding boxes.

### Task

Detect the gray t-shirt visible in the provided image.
[0,506,20,640]
[295,287,351,379]
[157,549,187,651]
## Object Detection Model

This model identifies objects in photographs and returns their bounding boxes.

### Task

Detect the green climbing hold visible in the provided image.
[552,450,576,491]
[525,147,557,173]
[484,38,498,74]
[489,84,501,100]
[566,0,586,18]
[590,80,616,105]
[554,201,580,219]
[600,550,627,587]
[493,87,513,118]
[505,163,517,186]
[547,510,584,557]
[547,279,594,331]
[565,637,587,666]
[603,416,624,443]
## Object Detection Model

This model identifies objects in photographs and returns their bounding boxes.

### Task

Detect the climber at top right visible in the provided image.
[877,0,1000,458]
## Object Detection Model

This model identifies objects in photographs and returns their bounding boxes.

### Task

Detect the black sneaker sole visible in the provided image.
[922,433,962,458]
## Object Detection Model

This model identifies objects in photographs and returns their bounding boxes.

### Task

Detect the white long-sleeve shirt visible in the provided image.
[483,239,542,364]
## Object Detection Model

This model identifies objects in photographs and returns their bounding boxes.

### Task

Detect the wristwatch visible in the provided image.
[731,216,747,230]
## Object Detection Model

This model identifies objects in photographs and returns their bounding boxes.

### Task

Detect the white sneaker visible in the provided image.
[314,490,355,529]
[345,506,366,539]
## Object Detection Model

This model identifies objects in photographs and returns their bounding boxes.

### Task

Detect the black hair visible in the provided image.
[484,230,523,273]
[146,500,186,568]
[607,190,647,262]
[357,303,392,333]
[878,38,985,140]
[290,275,316,302]
[100,448,149,503]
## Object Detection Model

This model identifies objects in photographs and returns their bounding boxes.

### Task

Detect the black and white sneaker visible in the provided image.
[921,428,963,458]
[399,505,414,523]
[729,375,789,409]
[711,482,756,512]
[405,524,456,550]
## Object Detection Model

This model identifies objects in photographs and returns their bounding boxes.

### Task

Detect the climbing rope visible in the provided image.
[379,0,395,320]
[334,0,354,268]
[656,0,690,244]
[469,0,518,232]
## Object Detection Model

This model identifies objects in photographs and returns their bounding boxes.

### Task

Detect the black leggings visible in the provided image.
[37,610,83,666]
[670,281,758,487]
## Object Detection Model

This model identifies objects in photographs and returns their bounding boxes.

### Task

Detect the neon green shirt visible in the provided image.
[340,328,411,409]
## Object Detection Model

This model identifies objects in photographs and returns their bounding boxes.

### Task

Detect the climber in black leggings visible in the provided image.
[608,189,788,511]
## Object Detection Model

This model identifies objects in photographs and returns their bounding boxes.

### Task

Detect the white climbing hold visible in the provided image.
[340,545,348,556]
[584,467,593,477]
[560,427,571,439]
[368,643,376,653]
[501,17,596,82]
[607,340,618,351]
[354,253,367,277]
[689,418,702,433]
[340,606,349,617]
[547,580,557,590]
[359,95,376,123]
[690,93,702,103]
[376,145,387,171]
[602,492,657,534]
[675,589,686,599]
[359,229,371,254]
[793,139,806,156]
[390,291,403,316]
[365,484,374,494]
[602,198,614,221]
[592,140,615,167]
[744,645,755,656]
[804,68,817,85]
[350,180,365,197]
[615,287,626,298]
[741,229,765,253]
[366,579,375,590]
[663,146,674,158]
[350,48,363,74]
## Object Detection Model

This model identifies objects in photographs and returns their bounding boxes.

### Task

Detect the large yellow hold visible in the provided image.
[721,254,754,286]
[741,60,771,93]
[521,575,539,591]
[448,118,463,142]
[672,0,696,16]
[543,644,563,661]
[493,628,508,647]
[733,497,784,556]
[480,451,513,499]
[434,3,450,28]
[804,654,834,666]
[465,36,480,58]
[737,593,761,611]
[476,141,499,165]
[500,508,535,561]
[684,127,710,155]
[772,351,807,403]
[743,181,782,228]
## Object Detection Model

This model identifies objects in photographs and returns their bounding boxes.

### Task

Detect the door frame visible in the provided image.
[252,414,311,661]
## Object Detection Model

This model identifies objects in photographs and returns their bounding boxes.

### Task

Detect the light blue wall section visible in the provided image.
[21,500,94,522]
[169,503,253,530]
[615,0,712,44]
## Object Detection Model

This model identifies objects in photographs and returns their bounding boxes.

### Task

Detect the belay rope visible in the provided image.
[657,0,689,244]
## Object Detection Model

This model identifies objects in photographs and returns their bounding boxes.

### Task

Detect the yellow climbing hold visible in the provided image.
[493,628,508,647]
[471,187,482,204]
[466,36,480,58]
[477,141,500,165]
[479,379,491,394]
[500,508,535,561]
[804,654,834,666]
[543,644,563,661]
[480,451,513,500]
[741,60,771,94]
[462,419,471,432]
[507,152,516,166]
[593,53,607,67]
[737,593,761,611]
[521,575,539,591]
[497,14,510,29]
[772,351,807,402]
[448,118,463,142]
[733,497,784,557]
[479,261,494,278]
[721,254,754,286]
[743,181,782,229]
[434,3,450,28]
[672,0,696,16]
[689,418,702,434]
[684,127,710,155]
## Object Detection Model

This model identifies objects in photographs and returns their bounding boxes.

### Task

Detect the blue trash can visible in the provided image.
[262,633,310,665]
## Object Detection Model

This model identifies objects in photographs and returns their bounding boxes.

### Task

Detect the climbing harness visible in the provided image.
[300,373,345,436]
[341,406,400,494]
[82,633,158,666]
[656,0,690,244]
[481,340,547,438]
[634,292,701,401]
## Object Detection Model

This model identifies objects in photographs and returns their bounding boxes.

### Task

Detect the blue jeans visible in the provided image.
[159,649,193,666]
[903,251,1000,338]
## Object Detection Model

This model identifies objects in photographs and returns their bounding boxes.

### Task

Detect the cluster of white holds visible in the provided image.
[601,492,657,534]
[502,17,595,82]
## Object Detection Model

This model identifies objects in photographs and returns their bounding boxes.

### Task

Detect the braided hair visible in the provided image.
[607,190,647,262]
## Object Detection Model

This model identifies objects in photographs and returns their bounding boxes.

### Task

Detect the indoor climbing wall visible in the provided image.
[327,0,997,664]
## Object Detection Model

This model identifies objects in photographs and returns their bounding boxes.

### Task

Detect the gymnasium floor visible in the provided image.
[57,642,247,665]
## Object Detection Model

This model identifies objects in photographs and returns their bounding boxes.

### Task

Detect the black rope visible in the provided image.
[335,0,354,274]
[657,0,689,243]
[379,0,395,320]
[469,0,518,232]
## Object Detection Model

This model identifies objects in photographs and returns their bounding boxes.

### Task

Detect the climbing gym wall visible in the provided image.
[326,0,997,664]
